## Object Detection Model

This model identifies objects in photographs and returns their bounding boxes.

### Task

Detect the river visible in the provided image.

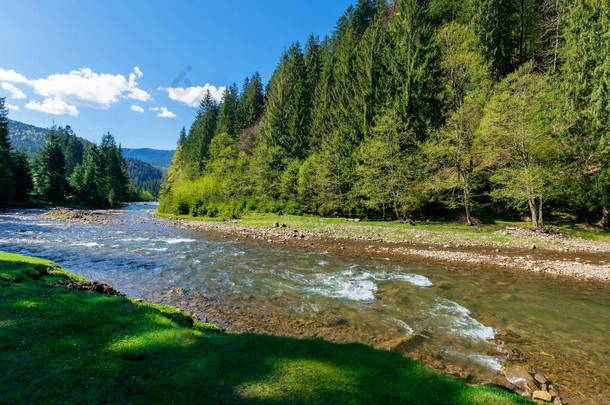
[1,204,608,404]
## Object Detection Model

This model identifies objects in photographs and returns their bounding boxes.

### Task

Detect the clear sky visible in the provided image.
[0,0,354,149]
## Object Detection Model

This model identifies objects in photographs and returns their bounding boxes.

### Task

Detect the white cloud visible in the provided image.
[25,97,78,116]
[130,104,144,113]
[0,66,150,114]
[6,103,19,111]
[150,107,176,118]
[0,68,28,83]
[1,82,27,99]
[166,84,226,107]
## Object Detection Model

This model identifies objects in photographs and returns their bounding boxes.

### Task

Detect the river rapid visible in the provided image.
[1,204,608,404]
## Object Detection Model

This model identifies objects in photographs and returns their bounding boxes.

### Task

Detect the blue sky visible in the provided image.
[0,0,354,149]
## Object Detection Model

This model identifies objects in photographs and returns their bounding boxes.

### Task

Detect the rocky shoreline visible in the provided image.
[157,215,610,282]
[36,207,607,403]
[41,207,122,224]
[153,285,568,404]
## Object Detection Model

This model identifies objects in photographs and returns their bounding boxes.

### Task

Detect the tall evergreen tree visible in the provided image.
[0,98,15,204]
[236,73,264,132]
[11,152,33,202]
[378,0,444,139]
[468,0,518,77]
[34,130,68,202]
[216,84,239,137]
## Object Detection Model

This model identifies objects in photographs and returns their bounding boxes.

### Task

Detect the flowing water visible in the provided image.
[1,205,608,404]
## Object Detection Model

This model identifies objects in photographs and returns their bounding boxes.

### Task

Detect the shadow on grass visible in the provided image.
[0,257,531,404]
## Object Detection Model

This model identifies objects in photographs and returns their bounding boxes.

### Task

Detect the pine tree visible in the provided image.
[34,130,68,202]
[216,84,239,137]
[0,98,15,204]
[236,73,264,132]
[101,133,130,207]
[468,0,518,77]
[11,152,33,202]
[178,127,187,146]
[378,0,444,140]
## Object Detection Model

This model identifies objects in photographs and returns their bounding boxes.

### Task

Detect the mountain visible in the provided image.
[125,157,163,196]
[122,148,174,170]
[8,119,50,156]
[8,119,175,170]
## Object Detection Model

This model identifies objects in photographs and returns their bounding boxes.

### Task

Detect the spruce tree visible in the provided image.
[216,84,239,137]
[34,130,68,202]
[0,98,15,204]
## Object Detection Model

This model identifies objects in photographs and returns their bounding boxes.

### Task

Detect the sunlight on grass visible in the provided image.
[108,328,204,353]
[236,359,355,400]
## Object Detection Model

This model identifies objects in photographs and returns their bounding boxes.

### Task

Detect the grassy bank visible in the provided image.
[157,212,610,250]
[0,251,530,404]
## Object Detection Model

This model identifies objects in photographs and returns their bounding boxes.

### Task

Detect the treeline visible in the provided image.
[125,158,163,201]
[0,98,141,207]
[160,0,609,229]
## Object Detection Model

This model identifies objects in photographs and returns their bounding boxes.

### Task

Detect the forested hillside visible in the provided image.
[7,120,50,156]
[7,119,164,200]
[0,99,153,206]
[9,120,173,172]
[125,158,163,199]
[160,0,609,230]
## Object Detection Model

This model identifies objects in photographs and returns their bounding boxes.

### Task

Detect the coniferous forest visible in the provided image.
[159,0,608,230]
[0,98,143,208]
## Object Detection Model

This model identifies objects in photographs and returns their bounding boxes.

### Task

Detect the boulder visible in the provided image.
[379,333,429,353]
[534,371,548,385]
[532,390,553,402]
[504,366,535,388]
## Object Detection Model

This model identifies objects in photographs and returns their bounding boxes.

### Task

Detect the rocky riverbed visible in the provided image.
[31,207,609,403]
[157,215,610,282]
[42,207,122,224]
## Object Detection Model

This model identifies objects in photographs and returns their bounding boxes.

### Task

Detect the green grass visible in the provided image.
[0,251,532,404]
[159,211,610,249]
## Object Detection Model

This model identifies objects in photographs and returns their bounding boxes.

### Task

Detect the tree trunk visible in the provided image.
[528,198,539,228]
[538,197,544,228]
[520,0,525,63]
[463,184,472,226]
[599,207,609,231]
[553,0,560,73]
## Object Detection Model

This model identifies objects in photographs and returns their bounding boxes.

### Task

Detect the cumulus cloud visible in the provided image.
[6,103,19,111]
[166,84,226,107]
[1,82,26,99]
[0,68,28,83]
[150,107,176,118]
[0,66,150,114]
[25,97,79,116]
[130,104,144,113]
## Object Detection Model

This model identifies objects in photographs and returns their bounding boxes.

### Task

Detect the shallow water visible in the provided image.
[1,205,608,403]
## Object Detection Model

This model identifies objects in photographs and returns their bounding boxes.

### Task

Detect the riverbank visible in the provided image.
[0,251,531,404]
[156,212,610,282]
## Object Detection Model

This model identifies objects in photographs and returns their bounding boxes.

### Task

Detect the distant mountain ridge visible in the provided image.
[8,119,174,169]
[122,148,174,170]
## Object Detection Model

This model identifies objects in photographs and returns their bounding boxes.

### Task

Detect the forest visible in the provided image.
[159,0,608,230]
[0,98,150,207]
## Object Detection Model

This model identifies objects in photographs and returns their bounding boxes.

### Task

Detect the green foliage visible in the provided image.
[10,151,33,202]
[34,130,68,202]
[159,0,609,231]
[125,157,163,199]
[0,98,15,204]
[478,63,559,227]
